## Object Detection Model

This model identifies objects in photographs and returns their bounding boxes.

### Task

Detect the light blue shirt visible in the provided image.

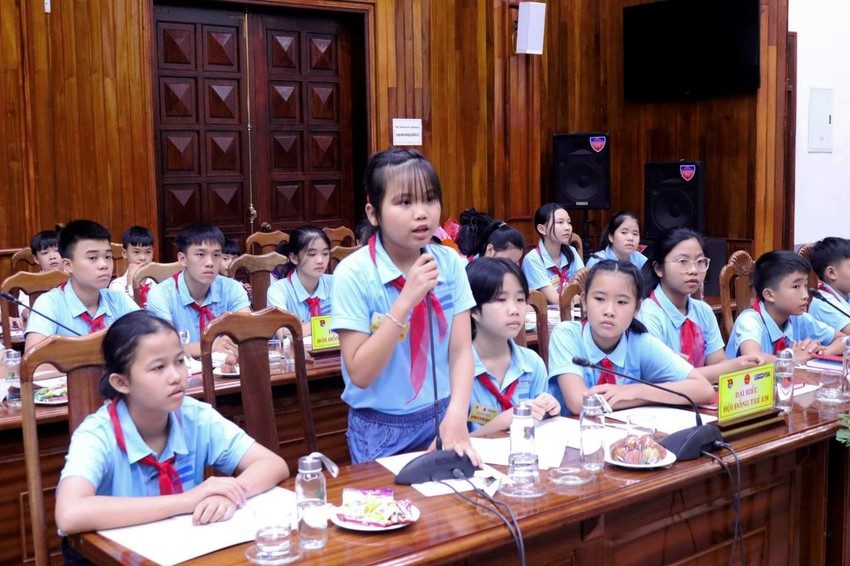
[586,245,647,269]
[726,300,836,357]
[521,240,584,292]
[267,273,333,322]
[548,321,692,415]
[468,341,548,431]
[808,283,850,332]
[638,285,725,363]
[59,396,254,496]
[331,236,476,414]
[146,271,251,342]
[25,282,139,337]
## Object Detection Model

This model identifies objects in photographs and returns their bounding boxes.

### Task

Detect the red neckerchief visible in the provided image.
[107,400,184,496]
[535,245,570,292]
[368,235,447,402]
[649,291,705,367]
[598,358,617,385]
[288,272,322,317]
[818,283,843,302]
[752,300,788,354]
[139,282,151,308]
[172,273,214,335]
[61,282,105,333]
[476,373,520,411]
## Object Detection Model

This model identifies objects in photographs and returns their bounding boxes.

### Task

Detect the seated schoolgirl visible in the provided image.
[457,208,526,265]
[267,227,333,337]
[521,203,584,305]
[548,260,714,415]
[586,211,647,269]
[465,258,560,435]
[55,311,288,538]
[639,228,763,383]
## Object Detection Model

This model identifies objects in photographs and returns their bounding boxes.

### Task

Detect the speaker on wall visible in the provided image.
[643,160,705,242]
[552,132,611,209]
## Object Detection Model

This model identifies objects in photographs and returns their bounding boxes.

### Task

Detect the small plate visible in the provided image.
[34,395,68,406]
[244,544,301,565]
[329,503,420,532]
[213,367,240,378]
[605,450,676,470]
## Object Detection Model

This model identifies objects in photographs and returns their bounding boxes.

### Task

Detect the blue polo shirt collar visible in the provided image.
[472,341,534,391]
[114,399,188,464]
[63,281,107,319]
[581,322,628,367]
[176,270,220,308]
[286,272,329,302]
[535,241,566,270]
[652,286,690,329]
[756,300,789,343]
[373,234,446,286]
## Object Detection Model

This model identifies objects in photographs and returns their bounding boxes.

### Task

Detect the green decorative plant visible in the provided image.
[837,414,850,446]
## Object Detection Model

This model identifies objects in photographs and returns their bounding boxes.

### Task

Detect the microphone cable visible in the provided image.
[459,475,526,565]
[703,441,744,566]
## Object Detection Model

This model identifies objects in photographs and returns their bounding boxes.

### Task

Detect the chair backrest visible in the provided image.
[246,230,288,255]
[719,250,756,340]
[797,244,820,289]
[323,226,355,248]
[569,233,584,262]
[229,252,288,310]
[527,290,550,367]
[328,245,362,273]
[20,331,107,566]
[200,307,317,455]
[111,242,127,278]
[132,261,181,306]
[1,270,70,348]
[11,247,38,274]
[559,267,588,321]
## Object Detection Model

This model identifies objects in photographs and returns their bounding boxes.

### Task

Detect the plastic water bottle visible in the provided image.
[499,402,546,498]
[580,394,606,471]
[774,348,795,413]
[5,350,21,409]
[295,452,338,550]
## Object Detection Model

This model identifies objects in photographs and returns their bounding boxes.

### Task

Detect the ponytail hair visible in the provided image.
[456,208,495,256]
[584,259,647,334]
[641,227,706,298]
[276,227,331,277]
[534,203,576,269]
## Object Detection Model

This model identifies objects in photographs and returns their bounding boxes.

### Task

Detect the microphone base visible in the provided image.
[659,424,723,461]
[395,450,477,484]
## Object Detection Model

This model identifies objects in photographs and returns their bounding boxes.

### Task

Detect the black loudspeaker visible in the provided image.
[703,237,727,297]
[553,132,611,208]
[643,160,705,242]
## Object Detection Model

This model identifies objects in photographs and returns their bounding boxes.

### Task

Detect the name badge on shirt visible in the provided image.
[310,315,340,351]
[550,274,561,287]
[468,403,499,426]
[370,312,409,341]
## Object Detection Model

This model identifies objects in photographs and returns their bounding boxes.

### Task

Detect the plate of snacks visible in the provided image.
[605,434,676,469]
[214,354,240,378]
[330,488,419,532]
[34,378,68,405]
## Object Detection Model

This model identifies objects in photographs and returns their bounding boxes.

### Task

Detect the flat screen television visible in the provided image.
[623,0,760,102]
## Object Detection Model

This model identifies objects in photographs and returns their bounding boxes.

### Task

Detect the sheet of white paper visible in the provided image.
[806,359,842,371]
[796,383,820,396]
[98,487,296,565]
[607,406,716,434]
[376,451,509,497]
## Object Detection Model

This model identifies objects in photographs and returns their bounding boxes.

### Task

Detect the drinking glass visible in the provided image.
[268,339,282,372]
[245,506,300,565]
[627,414,657,439]
[816,369,844,403]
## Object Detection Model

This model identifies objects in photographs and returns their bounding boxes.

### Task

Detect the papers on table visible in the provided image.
[806,358,843,371]
[376,452,509,497]
[796,382,820,396]
[607,406,716,434]
[97,487,296,566]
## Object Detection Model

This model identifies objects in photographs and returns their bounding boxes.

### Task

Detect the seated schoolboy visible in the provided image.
[24,220,139,352]
[725,250,845,363]
[109,226,155,305]
[16,229,62,325]
[219,238,240,277]
[145,223,250,357]
[808,237,850,334]
[55,311,288,540]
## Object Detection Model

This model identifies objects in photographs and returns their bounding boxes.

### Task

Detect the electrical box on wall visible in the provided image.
[808,87,833,153]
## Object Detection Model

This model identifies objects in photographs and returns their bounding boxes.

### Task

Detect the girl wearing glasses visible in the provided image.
[639,228,763,384]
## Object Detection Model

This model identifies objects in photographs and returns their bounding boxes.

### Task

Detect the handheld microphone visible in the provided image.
[396,247,477,484]
[808,288,850,320]
[0,291,82,336]
[571,356,722,460]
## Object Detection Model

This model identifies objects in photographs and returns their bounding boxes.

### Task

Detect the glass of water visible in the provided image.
[245,506,300,565]
[268,338,282,372]
[816,369,844,403]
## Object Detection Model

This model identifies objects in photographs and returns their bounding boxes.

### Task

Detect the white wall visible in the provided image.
[790,0,850,245]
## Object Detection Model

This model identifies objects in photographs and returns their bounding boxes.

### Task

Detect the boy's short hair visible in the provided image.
[58,220,111,259]
[222,238,241,256]
[753,250,812,297]
[122,225,155,248]
[175,223,225,254]
[30,230,58,255]
[809,237,850,281]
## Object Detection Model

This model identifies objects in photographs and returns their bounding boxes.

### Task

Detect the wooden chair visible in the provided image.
[569,233,584,262]
[111,242,127,278]
[719,250,756,340]
[328,245,362,273]
[20,330,107,565]
[229,252,288,310]
[323,226,355,248]
[200,307,317,455]
[797,243,820,289]
[132,261,181,306]
[246,230,288,254]
[1,270,69,348]
[514,290,550,367]
[11,247,38,274]
[559,267,588,321]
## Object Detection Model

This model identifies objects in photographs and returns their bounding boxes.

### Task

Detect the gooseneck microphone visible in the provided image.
[571,356,722,460]
[808,288,850,320]
[0,291,82,336]
[396,248,477,484]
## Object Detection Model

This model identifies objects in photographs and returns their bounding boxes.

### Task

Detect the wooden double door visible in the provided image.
[153,3,364,258]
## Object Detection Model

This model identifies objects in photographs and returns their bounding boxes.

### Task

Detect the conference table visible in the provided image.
[67,369,850,565]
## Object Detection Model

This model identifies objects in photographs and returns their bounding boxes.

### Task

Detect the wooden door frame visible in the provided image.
[142,0,377,252]
[784,31,797,249]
